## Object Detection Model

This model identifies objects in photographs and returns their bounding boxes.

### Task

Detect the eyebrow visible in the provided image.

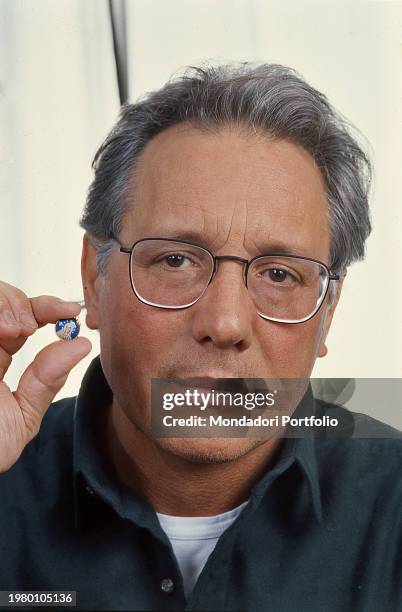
[151,230,306,257]
[159,231,213,250]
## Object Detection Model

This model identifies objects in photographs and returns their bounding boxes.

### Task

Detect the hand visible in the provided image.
[0,281,92,473]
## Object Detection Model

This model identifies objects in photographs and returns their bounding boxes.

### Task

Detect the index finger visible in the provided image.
[28,296,83,328]
[0,292,84,362]
[0,282,82,336]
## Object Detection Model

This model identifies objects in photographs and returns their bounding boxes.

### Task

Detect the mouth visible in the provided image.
[171,376,269,395]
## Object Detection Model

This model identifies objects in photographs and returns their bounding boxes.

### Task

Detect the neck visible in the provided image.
[103,398,283,516]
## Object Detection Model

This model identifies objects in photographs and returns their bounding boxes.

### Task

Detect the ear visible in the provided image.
[318,271,346,358]
[81,233,103,330]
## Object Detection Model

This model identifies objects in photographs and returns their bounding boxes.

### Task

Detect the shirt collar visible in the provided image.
[73,356,322,529]
[285,384,323,523]
[249,384,323,523]
[73,355,158,532]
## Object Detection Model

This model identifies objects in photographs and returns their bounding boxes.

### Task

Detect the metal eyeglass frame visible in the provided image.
[112,236,340,324]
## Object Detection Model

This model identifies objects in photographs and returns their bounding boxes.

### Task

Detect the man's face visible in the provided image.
[83,123,340,462]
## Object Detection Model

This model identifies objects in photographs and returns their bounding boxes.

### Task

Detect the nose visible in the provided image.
[190,259,254,349]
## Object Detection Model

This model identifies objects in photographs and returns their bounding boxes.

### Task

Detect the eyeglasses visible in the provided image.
[113,237,339,324]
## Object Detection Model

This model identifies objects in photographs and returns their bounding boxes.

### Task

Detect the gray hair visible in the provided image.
[80,61,372,302]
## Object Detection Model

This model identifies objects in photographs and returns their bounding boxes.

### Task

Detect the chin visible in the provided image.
[154,436,267,464]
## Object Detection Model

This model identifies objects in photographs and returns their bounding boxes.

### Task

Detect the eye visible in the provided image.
[155,253,194,268]
[268,268,288,283]
[258,265,300,286]
[165,254,187,267]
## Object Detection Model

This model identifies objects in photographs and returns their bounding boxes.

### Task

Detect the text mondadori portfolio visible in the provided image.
[162,415,339,428]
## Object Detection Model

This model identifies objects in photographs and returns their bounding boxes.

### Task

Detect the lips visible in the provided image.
[174,377,266,394]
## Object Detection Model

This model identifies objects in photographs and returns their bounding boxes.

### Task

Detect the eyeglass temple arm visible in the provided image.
[331,266,348,281]
[108,233,130,253]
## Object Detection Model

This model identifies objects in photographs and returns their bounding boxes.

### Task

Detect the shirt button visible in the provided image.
[160,577,175,594]
[85,485,95,496]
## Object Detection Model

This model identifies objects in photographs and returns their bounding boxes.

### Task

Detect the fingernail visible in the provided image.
[57,299,81,308]
[3,310,18,327]
[19,311,38,330]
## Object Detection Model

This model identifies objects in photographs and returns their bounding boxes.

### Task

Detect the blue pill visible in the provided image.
[55,318,80,341]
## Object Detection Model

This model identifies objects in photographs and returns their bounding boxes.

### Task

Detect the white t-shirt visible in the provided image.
[156,500,249,599]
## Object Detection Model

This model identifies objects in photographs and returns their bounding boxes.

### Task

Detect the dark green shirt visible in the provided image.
[0,356,401,612]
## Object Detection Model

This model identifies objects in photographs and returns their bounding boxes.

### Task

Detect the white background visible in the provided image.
[1,1,401,425]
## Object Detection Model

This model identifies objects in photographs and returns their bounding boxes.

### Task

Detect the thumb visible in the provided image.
[12,337,92,438]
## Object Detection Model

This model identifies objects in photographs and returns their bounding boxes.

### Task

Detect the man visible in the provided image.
[0,62,400,612]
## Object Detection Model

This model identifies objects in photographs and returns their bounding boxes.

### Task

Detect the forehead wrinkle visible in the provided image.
[131,200,221,245]
[242,196,327,257]
[178,203,221,245]
[205,194,252,255]
[240,180,301,256]
[244,211,320,257]
[126,175,326,258]
[127,127,329,258]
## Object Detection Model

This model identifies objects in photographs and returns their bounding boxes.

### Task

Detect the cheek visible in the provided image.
[99,302,180,428]
[259,316,324,377]
[102,297,183,381]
